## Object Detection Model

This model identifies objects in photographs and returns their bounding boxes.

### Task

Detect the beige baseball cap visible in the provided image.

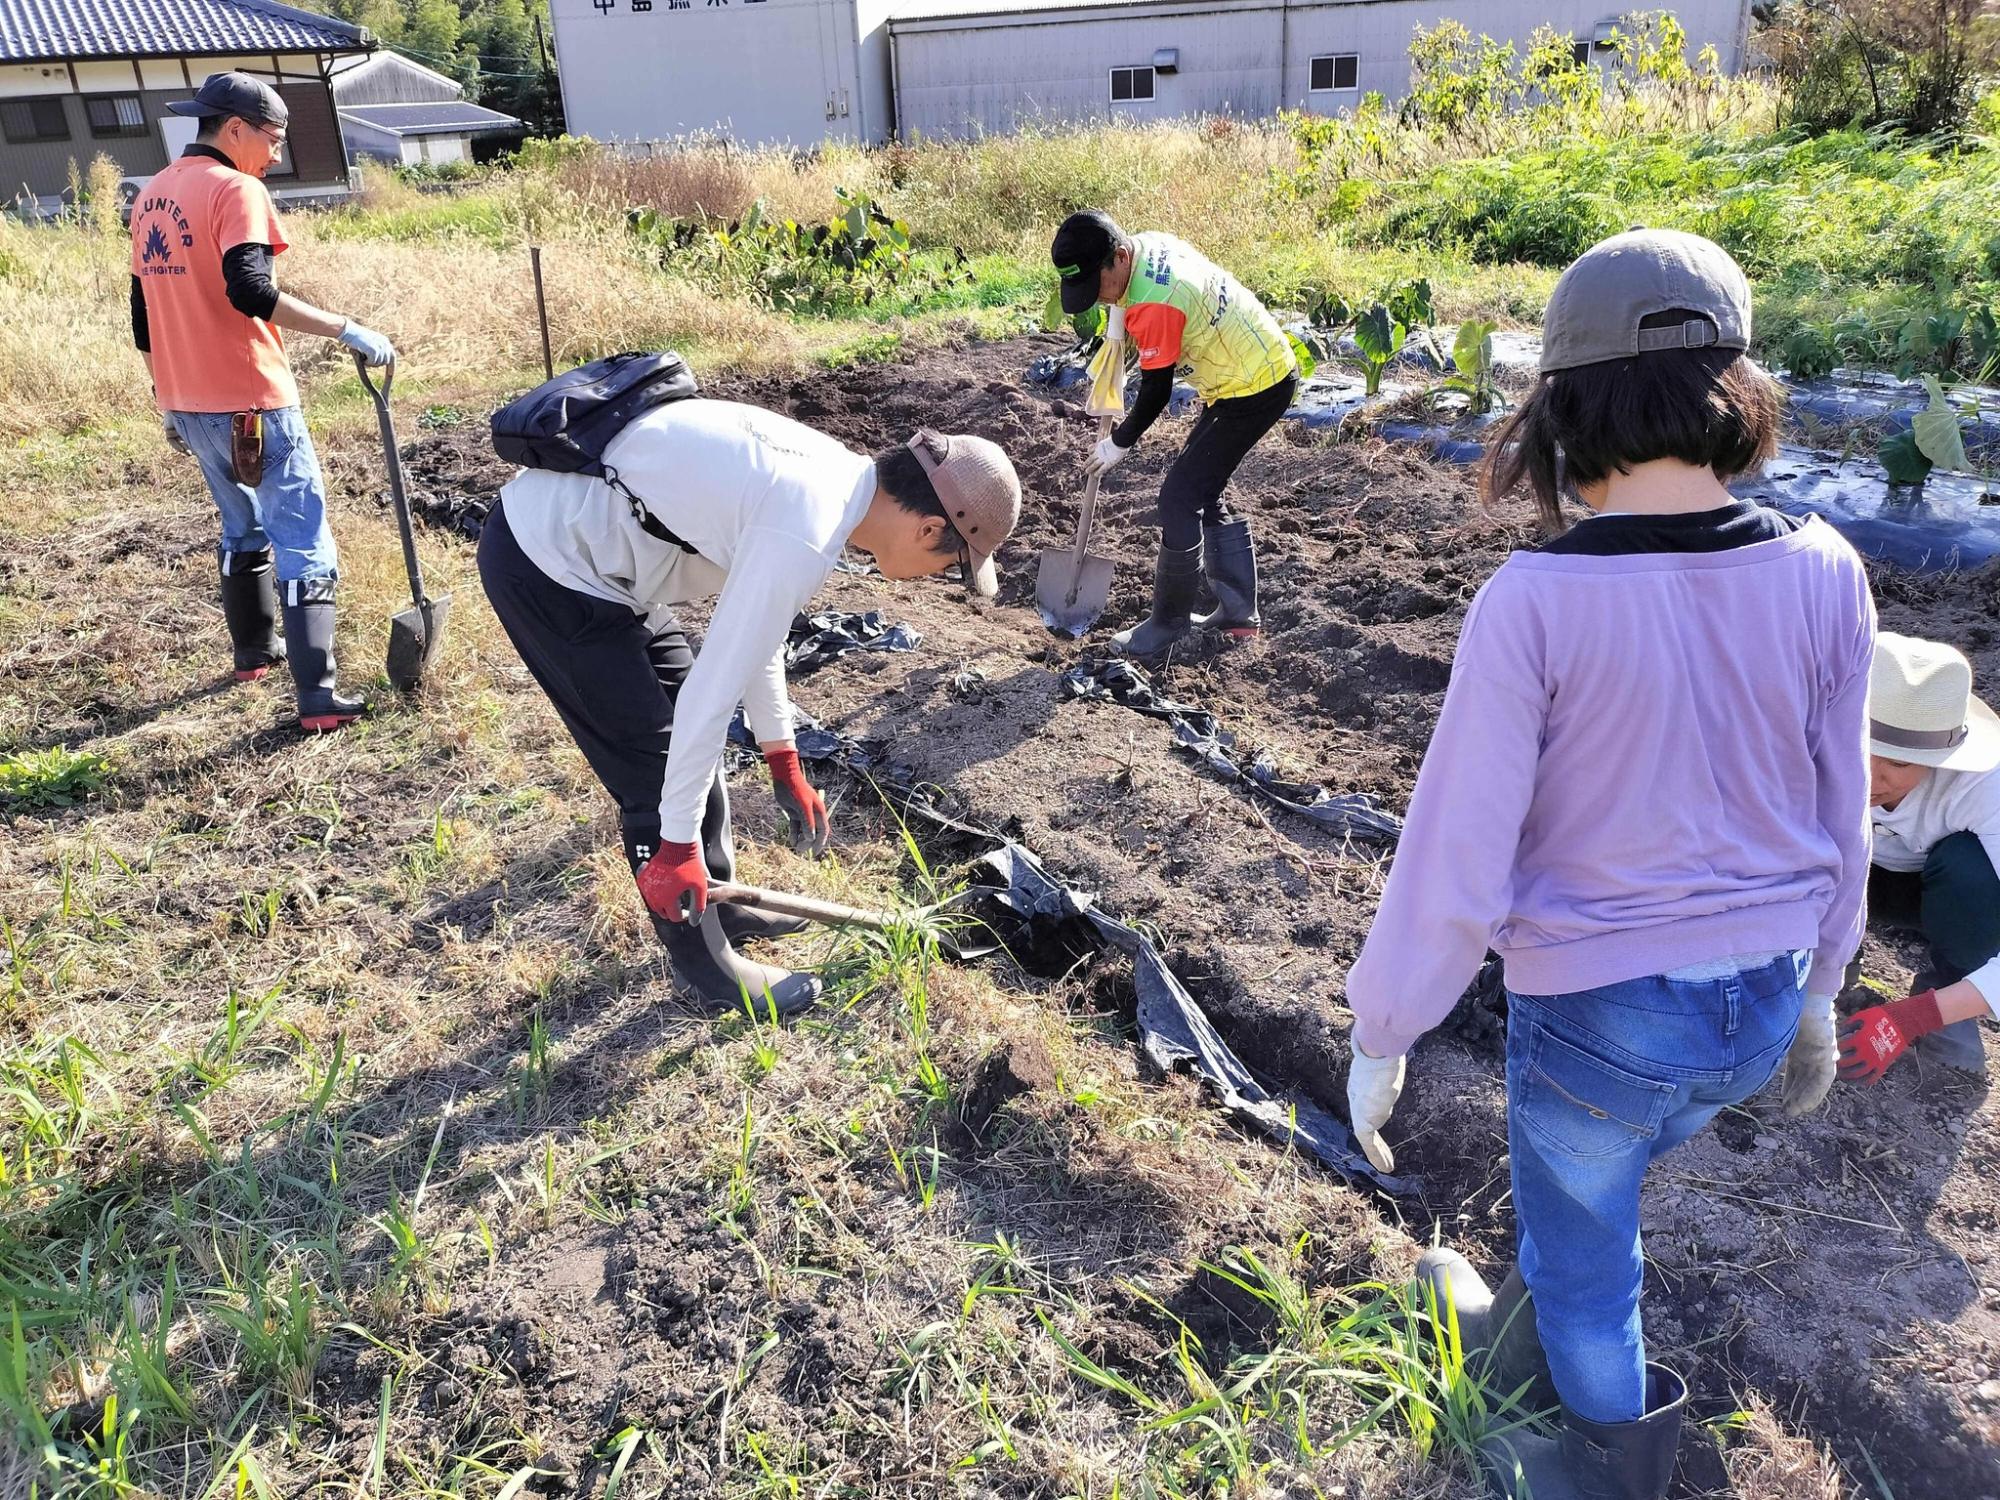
[1869,632,2000,772]
[906,429,1022,597]
[1541,228,1752,373]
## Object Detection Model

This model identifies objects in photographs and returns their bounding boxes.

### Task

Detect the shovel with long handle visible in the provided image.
[1035,309,1126,635]
[355,353,453,692]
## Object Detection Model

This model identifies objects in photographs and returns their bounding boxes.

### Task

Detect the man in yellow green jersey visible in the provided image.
[1051,210,1298,662]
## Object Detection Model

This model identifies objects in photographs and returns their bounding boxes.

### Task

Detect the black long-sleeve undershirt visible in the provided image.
[1112,364,1173,449]
[130,242,279,352]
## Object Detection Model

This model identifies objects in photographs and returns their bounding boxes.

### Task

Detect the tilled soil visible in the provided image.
[401,333,2000,1496]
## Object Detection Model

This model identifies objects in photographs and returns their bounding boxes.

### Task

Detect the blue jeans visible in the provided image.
[171,407,338,582]
[1506,951,1806,1423]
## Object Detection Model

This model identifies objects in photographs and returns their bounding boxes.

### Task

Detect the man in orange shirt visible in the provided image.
[131,72,395,732]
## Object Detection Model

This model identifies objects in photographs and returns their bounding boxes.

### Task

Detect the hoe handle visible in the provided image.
[709,880,898,933]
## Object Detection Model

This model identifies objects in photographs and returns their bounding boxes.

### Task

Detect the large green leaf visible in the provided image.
[1911,375,1970,474]
[1040,283,1067,333]
[1353,304,1407,365]
[1287,333,1317,382]
[1452,318,1498,377]
[1878,426,1934,485]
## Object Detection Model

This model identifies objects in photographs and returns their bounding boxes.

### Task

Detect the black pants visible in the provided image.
[1158,373,1297,550]
[1868,832,2000,987]
[478,498,727,877]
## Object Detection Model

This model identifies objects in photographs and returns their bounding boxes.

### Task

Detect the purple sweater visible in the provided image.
[1347,516,1876,1059]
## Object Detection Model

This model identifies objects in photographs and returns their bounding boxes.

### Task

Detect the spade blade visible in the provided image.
[386,593,452,692]
[1035,548,1114,636]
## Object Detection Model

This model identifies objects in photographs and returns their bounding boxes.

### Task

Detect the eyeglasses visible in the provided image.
[244,120,286,150]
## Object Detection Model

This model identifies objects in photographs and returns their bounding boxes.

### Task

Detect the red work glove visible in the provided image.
[636,840,707,923]
[1837,989,1944,1084]
[765,748,831,855]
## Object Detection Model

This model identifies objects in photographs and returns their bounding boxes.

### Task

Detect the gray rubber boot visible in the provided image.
[699,769,809,945]
[219,549,285,681]
[1190,520,1260,637]
[653,911,821,1017]
[280,578,367,732]
[1110,541,1202,664]
[1415,1248,1557,1415]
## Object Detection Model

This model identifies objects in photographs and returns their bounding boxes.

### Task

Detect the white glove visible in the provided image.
[1088,435,1130,475]
[161,414,189,455]
[337,320,396,367]
[1347,1045,1407,1173]
[1780,992,1838,1117]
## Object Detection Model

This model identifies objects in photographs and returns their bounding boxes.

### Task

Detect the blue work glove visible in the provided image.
[337,320,396,367]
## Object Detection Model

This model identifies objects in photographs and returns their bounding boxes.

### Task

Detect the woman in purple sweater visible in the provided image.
[1343,230,1875,1499]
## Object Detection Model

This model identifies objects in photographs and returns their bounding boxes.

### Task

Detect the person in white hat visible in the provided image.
[1837,632,2000,1083]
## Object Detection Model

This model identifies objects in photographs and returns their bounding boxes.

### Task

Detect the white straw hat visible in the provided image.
[1868,632,2000,772]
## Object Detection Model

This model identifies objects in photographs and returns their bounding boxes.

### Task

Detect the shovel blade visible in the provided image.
[1035,549,1114,636]
[386,592,452,692]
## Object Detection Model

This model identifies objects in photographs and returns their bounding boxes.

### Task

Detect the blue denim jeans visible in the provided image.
[1506,951,1806,1423]
[170,407,338,582]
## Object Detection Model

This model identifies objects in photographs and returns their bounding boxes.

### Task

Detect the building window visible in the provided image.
[86,95,148,139]
[1110,66,1155,103]
[0,97,69,144]
[1309,54,1359,92]
[1572,41,1591,66]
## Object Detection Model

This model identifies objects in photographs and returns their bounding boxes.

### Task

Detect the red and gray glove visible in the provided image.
[766,748,830,855]
[636,840,707,923]
[1837,990,1943,1084]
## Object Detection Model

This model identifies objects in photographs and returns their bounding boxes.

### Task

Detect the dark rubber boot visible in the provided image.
[219,549,285,681]
[699,769,808,945]
[1478,1364,1685,1500]
[1110,541,1201,664]
[653,912,821,1017]
[281,579,367,733]
[1190,520,1260,638]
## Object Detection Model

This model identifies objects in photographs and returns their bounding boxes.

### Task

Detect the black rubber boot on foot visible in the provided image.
[282,579,367,732]
[654,912,821,1017]
[1478,1363,1686,1500]
[1190,520,1260,638]
[220,549,285,682]
[699,770,809,944]
[1110,541,1201,664]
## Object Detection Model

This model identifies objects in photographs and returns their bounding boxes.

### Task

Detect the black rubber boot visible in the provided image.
[219,549,285,682]
[652,912,822,1017]
[281,578,367,732]
[1554,1363,1686,1500]
[1190,520,1260,638]
[699,770,808,945]
[1110,541,1202,663]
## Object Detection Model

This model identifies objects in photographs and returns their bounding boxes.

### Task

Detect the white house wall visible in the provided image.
[892,0,1751,139]
[551,0,873,146]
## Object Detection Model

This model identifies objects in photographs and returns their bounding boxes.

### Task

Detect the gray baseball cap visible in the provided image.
[166,71,288,128]
[1540,228,1751,373]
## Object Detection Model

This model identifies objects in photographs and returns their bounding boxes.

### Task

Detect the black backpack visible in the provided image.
[490,351,699,551]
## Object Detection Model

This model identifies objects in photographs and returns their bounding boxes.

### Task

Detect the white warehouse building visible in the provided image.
[549,0,1754,147]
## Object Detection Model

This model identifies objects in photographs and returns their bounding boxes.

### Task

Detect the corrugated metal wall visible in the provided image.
[331,55,464,108]
[891,0,1750,140]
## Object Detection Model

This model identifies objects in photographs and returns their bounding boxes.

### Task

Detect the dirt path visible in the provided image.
[397,333,2000,1496]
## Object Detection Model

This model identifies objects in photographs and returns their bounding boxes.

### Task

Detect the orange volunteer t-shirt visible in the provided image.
[131,152,299,414]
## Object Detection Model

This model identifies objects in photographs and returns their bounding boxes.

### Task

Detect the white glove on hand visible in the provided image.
[1347,1045,1407,1173]
[1089,435,1130,475]
[161,414,189,455]
[1781,991,1838,1117]
[337,320,396,367]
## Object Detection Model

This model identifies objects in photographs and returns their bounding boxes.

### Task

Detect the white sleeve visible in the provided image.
[743,645,795,746]
[655,531,826,843]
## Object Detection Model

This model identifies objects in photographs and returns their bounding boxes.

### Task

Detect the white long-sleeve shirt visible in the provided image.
[498,398,874,844]
[1872,762,2000,1016]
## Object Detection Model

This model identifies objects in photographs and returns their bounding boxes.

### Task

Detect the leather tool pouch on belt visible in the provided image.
[230,410,264,487]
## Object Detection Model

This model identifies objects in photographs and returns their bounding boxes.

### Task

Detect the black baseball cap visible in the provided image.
[1052,210,1121,315]
[166,72,289,129]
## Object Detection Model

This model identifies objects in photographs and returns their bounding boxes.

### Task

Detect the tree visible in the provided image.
[1757,0,2000,133]
[402,0,476,88]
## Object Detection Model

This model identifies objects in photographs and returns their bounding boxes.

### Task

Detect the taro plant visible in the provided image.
[1444,318,1502,414]
[1879,375,1972,486]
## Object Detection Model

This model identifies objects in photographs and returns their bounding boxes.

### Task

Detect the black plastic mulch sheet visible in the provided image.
[784,610,922,672]
[724,717,1412,1193]
[1062,659,1405,846]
